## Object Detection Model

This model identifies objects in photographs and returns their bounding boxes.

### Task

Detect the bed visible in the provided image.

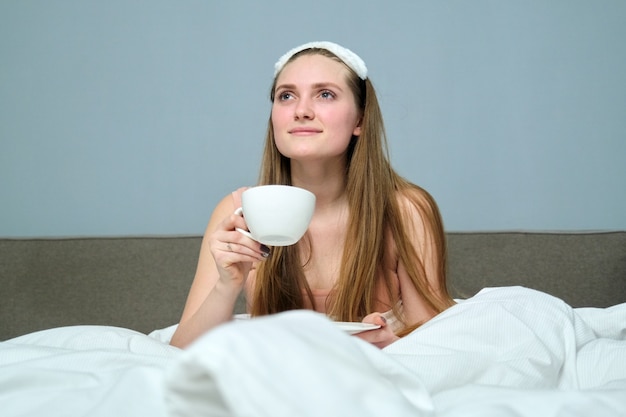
[1,232,625,416]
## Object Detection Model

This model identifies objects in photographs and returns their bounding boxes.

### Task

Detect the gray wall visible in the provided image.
[1,1,624,237]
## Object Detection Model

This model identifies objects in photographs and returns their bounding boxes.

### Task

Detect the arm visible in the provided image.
[170,194,269,348]
[395,189,449,327]
[358,189,450,348]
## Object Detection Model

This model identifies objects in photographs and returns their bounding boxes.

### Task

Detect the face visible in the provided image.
[271,54,362,163]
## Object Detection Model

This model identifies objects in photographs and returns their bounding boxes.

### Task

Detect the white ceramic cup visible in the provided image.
[234,185,316,246]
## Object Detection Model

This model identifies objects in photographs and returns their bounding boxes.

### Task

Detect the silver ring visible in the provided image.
[227,243,233,252]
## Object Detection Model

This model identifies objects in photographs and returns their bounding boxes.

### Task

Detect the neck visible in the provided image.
[289,158,347,210]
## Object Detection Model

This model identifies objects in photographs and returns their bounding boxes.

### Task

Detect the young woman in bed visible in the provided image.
[170,41,455,349]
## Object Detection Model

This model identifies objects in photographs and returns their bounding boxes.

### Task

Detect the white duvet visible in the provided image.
[1,287,625,417]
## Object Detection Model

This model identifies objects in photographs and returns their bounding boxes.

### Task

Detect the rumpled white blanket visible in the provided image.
[165,287,626,417]
[1,287,625,417]
[0,325,180,417]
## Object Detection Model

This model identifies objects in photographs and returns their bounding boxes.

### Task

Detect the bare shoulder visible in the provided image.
[205,187,249,233]
[394,186,439,219]
[392,185,445,248]
[212,194,236,218]
[395,184,439,207]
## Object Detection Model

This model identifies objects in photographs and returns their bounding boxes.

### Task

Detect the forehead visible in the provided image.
[276,53,350,86]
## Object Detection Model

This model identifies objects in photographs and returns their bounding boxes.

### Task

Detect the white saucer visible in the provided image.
[334,322,381,335]
[232,314,381,334]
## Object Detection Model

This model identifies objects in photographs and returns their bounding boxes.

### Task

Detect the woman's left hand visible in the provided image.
[355,312,400,349]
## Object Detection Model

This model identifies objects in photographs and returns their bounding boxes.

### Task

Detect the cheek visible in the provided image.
[271,109,282,129]
[271,104,289,124]
[270,108,288,150]
[326,109,360,136]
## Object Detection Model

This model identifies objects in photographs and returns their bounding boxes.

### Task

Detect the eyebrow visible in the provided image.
[275,82,344,92]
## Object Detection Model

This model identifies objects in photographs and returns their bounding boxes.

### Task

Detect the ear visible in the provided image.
[352,117,362,136]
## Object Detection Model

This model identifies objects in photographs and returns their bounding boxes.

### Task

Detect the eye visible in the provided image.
[277,91,294,101]
[319,90,336,100]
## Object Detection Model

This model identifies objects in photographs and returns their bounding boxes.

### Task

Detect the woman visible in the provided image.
[170,41,455,349]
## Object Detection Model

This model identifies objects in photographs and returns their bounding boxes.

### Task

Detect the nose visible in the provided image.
[294,97,314,120]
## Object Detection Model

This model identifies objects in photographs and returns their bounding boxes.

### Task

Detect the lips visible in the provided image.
[289,127,322,135]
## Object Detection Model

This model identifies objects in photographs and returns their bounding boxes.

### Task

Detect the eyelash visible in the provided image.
[319,90,335,100]
[277,90,336,101]
[278,92,293,101]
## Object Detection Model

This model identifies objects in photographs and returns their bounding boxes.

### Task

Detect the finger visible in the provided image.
[230,210,249,232]
[362,312,387,327]
[222,237,270,261]
[374,315,387,327]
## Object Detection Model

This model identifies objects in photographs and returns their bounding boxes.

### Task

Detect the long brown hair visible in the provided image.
[251,48,454,334]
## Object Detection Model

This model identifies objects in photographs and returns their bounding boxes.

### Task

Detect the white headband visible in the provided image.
[274,41,368,80]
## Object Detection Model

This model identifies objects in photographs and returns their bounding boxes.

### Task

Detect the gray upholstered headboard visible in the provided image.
[1,232,624,341]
